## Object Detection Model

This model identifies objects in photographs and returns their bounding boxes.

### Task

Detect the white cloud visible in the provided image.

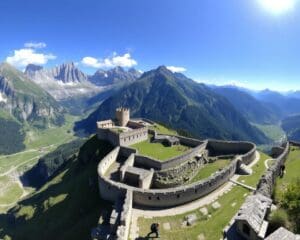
[166,66,187,73]
[81,53,137,68]
[24,42,47,49]
[6,48,56,67]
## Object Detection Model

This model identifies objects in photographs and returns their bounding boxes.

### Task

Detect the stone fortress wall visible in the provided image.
[256,141,290,198]
[115,190,133,240]
[97,125,148,147]
[224,141,290,240]
[97,139,256,208]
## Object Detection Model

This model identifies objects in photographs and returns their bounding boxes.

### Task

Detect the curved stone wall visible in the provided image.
[134,140,207,171]
[97,139,256,208]
[98,158,238,207]
[207,140,256,165]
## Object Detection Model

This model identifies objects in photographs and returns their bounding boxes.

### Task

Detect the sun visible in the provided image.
[258,0,297,14]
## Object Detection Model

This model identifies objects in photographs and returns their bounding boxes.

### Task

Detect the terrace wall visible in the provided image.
[256,142,290,198]
[134,140,208,171]
[97,138,256,208]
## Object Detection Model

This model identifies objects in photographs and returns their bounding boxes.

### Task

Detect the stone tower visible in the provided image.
[116,107,130,127]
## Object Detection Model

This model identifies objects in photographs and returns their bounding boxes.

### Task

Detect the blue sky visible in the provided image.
[0,0,300,91]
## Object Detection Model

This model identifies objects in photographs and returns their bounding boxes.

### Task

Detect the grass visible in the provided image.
[149,123,177,135]
[253,124,286,142]
[136,151,269,240]
[189,159,231,184]
[0,139,114,240]
[0,176,23,205]
[239,152,270,187]
[274,146,300,201]
[138,186,249,240]
[0,114,78,214]
[24,114,77,149]
[110,127,125,133]
[131,136,190,161]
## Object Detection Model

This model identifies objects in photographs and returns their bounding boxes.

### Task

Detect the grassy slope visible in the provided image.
[0,115,77,212]
[253,124,286,142]
[274,146,300,201]
[137,151,269,240]
[131,137,190,161]
[0,137,114,240]
[131,123,184,160]
[190,159,231,184]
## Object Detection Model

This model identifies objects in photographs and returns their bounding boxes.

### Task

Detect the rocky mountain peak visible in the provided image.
[25,64,43,74]
[51,62,87,83]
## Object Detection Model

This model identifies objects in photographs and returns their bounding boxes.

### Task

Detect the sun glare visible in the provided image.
[259,0,297,14]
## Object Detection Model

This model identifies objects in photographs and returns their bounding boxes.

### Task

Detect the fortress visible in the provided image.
[92,108,261,240]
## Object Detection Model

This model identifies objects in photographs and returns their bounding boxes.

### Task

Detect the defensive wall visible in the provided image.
[224,141,290,239]
[115,190,133,240]
[97,140,256,208]
[97,127,148,147]
[256,141,290,198]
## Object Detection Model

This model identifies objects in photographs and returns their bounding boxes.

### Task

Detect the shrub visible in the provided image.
[268,208,289,233]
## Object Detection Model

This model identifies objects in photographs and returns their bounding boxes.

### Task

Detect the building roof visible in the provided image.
[265,227,300,240]
[235,193,272,234]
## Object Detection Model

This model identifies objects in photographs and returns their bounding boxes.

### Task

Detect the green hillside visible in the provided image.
[281,115,300,141]
[0,136,113,240]
[212,86,280,124]
[0,110,25,154]
[0,63,65,128]
[75,66,269,144]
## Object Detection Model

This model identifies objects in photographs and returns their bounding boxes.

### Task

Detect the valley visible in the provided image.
[0,63,299,240]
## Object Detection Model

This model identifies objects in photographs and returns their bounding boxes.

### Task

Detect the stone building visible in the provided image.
[235,193,272,240]
[96,108,149,146]
[115,107,130,127]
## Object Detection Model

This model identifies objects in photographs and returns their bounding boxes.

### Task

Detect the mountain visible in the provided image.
[286,90,300,99]
[253,89,300,117]
[75,66,269,144]
[0,63,66,154]
[281,115,300,141]
[0,62,65,127]
[25,62,101,100]
[211,86,280,124]
[88,66,141,86]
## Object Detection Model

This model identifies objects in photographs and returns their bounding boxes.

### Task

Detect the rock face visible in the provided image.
[88,66,141,86]
[0,62,65,128]
[25,62,100,100]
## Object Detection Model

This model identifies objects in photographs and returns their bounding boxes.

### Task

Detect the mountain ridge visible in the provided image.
[75,66,269,144]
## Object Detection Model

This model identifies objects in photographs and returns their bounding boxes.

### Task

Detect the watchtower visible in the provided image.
[116,107,130,127]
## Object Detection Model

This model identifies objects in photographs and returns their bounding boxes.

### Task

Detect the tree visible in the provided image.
[280,178,300,232]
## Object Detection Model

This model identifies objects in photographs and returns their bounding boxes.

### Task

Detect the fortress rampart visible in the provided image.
[97,140,256,208]
[134,138,207,171]
[97,127,148,147]
[115,190,133,240]
[256,142,290,198]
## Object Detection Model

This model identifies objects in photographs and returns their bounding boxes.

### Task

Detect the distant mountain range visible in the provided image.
[0,63,65,154]
[281,115,300,141]
[75,66,269,144]
[211,86,280,124]
[25,62,99,100]
[0,63,64,127]
[25,63,142,100]
[3,61,300,152]
[88,66,141,86]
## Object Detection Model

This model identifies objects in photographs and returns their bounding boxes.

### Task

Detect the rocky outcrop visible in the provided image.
[25,62,100,100]
[0,62,65,127]
[88,66,141,86]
